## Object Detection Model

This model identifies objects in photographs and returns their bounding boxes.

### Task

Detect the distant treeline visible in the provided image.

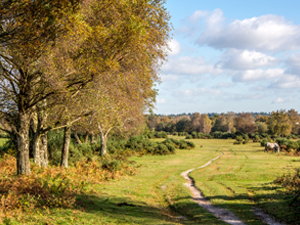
[155,112,272,118]
[147,109,300,136]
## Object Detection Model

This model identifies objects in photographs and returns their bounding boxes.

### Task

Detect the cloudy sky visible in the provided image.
[155,0,300,114]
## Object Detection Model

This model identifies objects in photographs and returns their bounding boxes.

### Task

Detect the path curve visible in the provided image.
[181,153,287,225]
[181,153,246,225]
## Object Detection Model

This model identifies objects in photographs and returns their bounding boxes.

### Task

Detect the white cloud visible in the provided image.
[162,56,222,75]
[272,97,293,103]
[196,10,300,52]
[157,98,166,104]
[175,88,222,97]
[160,74,179,82]
[233,94,263,100]
[233,68,284,82]
[212,82,235,89]
[167,39,181,56]
[270,74,300,89]
[285,53,300,75]
[189,10,208,23]
[220,49,278,70]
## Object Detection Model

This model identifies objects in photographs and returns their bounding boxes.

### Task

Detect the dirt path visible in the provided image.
[181,153,246,225]
[181,154,287,225]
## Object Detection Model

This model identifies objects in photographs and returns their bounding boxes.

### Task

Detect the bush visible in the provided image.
[0,154,138,221]
[273,168,300,204]
[154,131,168,138]
[233,141,241,145]
[253,135,261,143]
[185,135,193,139]
[261,138,269,147]
[236,136,243,142]
[164,138,195,150]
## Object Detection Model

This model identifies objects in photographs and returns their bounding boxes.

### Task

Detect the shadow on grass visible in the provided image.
[174,189,300,225]
[74,194,178,224]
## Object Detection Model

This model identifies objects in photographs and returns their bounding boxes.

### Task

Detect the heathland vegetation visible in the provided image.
[1,1,300,224]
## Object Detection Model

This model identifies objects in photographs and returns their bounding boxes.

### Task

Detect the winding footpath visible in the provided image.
[181,153,286,225]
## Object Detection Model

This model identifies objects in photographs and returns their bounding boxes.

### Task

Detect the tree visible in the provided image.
[0,0,171,174]
[255,115,269,123]
[212,114,228,132]
[287,109,300,134]
[176,117,192,133]
[199,114,212,133]
[257,123,268,133]
[267,110,292,136]
[0,0,82,174]
[234,113,257,134]
[191,113,201,132]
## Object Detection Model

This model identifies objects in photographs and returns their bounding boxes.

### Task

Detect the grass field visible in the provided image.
[1,137,300,224]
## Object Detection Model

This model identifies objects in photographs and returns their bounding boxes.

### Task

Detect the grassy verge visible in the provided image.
[1,137,300,224]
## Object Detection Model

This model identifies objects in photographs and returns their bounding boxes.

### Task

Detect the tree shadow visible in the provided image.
[173,186,300,225]
[74,194,180,224]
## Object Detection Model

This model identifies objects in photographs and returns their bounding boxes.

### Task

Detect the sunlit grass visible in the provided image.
[2,137,300,224]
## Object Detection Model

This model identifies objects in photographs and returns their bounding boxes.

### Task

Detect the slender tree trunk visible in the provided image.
[74,132,82,145]
[85,133,89,144]
[40,133,48,168]
[61,126,71,168]
[33,133,41,166]
[100,132,107,156]
[16,112,31,175]
[91,134,96,144]
[30,112,41,166]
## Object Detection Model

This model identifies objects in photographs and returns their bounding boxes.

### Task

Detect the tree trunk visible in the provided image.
[30,112,42,166]
[16,112,31,175]
[40,133,48,168]
[85,133,89,144]
[61,126,71,168]
[100,132,107,156]
[91,134,96,144]
[74,132,82,145]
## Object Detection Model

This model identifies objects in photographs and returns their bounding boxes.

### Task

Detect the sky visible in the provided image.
[155,0,300,115]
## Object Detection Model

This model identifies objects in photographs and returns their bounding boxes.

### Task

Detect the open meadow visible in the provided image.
[0,137,300,224]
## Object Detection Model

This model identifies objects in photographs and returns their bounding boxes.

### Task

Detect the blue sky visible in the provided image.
[155,0,300,114]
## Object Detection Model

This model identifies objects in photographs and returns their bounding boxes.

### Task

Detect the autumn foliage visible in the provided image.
[0,154,137,221]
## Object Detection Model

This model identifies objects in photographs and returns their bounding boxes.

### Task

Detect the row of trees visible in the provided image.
[147,109,300,136]
[0,0,171,174]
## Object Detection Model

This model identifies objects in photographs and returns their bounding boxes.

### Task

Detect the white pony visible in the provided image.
[264,142,280,153]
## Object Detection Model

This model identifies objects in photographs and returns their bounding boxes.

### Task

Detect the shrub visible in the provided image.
[154,131,168,138]
[253,135,261,143]
[185,135,193,139]
[236,136,243,142]
[261,138,269,147]
[233,141,241,145]
[273,168,300,204]
[191,131,198,138]
[185,140,195,148]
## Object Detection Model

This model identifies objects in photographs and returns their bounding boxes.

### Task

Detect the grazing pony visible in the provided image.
[264,142,280,153]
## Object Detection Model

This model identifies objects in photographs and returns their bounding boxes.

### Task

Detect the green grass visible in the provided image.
[3,137,300,224]
[190,139,300,225]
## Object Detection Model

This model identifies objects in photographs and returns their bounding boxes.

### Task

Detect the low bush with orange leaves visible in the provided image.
[273,167,300,205]
[0,154,137,221]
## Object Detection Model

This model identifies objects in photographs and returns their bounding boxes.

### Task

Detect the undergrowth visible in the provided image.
[0,154,137,223]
